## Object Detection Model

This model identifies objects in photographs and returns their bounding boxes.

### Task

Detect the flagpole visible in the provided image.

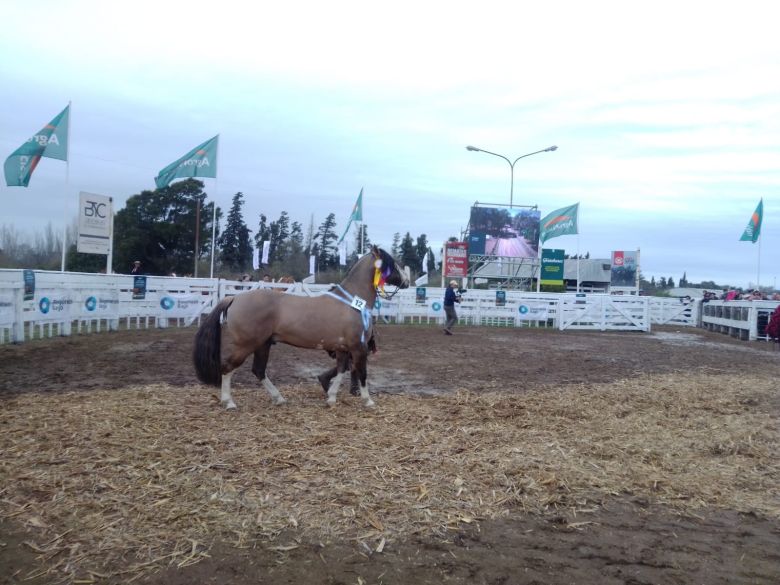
[107,197,114,274]
[576,234,581,293]
[757,235,761,289]
[61,100,72,272]
[535,243,542,293]
[210,135,220,279]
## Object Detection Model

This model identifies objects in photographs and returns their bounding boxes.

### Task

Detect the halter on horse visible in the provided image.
[193,246,410,409]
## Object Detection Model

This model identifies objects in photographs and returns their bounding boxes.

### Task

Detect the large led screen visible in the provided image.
[468,206,541,258]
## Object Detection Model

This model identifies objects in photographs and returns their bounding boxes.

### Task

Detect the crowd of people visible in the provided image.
[707,288,780,302]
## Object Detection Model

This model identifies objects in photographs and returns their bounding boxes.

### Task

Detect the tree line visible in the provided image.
[1,179,438,281]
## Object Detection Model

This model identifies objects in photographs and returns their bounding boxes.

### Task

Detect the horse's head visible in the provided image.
[372,246,410,290]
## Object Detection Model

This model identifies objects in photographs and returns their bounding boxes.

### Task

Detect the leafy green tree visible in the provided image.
[218,192,253,272]
[113,179,217,276]
[667,276,675,288]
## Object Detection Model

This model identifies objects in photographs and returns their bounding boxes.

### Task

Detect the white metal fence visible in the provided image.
[1,269,712,344]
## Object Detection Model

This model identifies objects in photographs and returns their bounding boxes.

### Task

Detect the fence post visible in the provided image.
[13,287,24,343]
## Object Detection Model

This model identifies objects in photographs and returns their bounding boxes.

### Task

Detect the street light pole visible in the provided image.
[466,145,557,207]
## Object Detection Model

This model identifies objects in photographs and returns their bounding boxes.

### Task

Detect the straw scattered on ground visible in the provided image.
[1,372,778,582]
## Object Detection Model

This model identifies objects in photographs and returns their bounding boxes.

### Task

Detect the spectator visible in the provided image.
[443,280,461,335]
[130,260,143,275]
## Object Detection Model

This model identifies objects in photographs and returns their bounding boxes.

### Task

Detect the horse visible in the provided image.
[193,246,409,409]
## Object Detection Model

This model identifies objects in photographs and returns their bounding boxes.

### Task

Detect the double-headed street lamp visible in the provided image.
[466,144,557,208]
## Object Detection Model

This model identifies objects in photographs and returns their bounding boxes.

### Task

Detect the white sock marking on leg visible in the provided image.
[262,376,286,405]
[359,380,375,408]
[221,371,237,410]
[327,372,345,406]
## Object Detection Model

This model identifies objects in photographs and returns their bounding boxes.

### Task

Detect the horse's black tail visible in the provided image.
[193,297,234,387]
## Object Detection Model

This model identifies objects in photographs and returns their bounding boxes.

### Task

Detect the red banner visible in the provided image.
[444,242,469,278]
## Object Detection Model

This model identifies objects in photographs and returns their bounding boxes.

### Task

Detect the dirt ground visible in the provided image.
[1,323,779,585]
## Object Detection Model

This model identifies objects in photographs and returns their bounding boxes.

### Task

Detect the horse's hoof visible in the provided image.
[224,401,237,410]
[326,399,337,407]
[364,399,376,408]
[273,397,287,406]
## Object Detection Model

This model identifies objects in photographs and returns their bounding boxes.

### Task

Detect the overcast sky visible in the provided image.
[1,1,778,288]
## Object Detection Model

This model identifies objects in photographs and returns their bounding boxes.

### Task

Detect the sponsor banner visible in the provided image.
[157,293,203,318]
[34,291,73,320]
[77,192,112,255]
[415,287,427,303]
[495,290,506,307]
[23,269,35,301]
[371,296,399,318]
[79,290,119,317]
[443,241,468,278]
[540,248,565,286]
[0,291,15,326]
[428,299,444,316]
[132,276,147,300]
[517,302,549,321]
[468,206,541,258]
[611,250,639,287]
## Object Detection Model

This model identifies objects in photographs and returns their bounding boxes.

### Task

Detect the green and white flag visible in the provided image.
[154,135,218,189]
[337,188,363,244]
[4,105,70,187]
[540,203,579,243]
[739,199,763,243]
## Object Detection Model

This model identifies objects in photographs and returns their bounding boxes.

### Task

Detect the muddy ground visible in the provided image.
[1,323,779,584]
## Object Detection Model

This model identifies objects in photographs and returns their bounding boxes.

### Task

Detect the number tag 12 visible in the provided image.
[351,296,367,311]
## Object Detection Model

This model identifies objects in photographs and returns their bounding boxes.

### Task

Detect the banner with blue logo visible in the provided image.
[79,290,119,317]
[34,291,73,320]
[517,302,550,320]
[157,294,203,318]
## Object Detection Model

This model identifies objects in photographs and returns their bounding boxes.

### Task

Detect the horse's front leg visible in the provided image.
[325,353,350,407]
[351,350,374,408]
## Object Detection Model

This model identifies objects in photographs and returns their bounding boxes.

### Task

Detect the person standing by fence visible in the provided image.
[443,280,461,335]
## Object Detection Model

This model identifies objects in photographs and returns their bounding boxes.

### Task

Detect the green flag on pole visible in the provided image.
[739,199,763,243]
[337,188,363,244]
[539,202,579,243]
[154,135,219,189]
[4,105,70,187]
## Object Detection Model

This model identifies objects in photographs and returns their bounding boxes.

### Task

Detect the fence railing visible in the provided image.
[1,269,715,344]
[701,300,780,341]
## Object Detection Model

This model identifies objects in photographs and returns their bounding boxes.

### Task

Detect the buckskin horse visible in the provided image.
[193,246,409,409]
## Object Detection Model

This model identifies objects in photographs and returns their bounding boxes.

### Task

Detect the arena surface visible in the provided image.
[1,323,779,584]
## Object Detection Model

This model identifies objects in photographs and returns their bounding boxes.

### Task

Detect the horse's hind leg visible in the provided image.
[252,342,286,406]
[221,371,237,410]
[352,351,374,408]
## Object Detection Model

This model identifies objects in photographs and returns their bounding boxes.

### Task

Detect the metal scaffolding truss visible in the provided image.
[467,255,540,290]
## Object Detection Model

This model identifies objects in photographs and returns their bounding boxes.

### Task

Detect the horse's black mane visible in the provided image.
[376,247,395,271]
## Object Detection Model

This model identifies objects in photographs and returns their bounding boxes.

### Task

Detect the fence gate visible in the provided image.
[558,294,650,332]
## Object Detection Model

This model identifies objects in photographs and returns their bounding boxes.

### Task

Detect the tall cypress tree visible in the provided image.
[218,192,253,272]
[316,213,338,270]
